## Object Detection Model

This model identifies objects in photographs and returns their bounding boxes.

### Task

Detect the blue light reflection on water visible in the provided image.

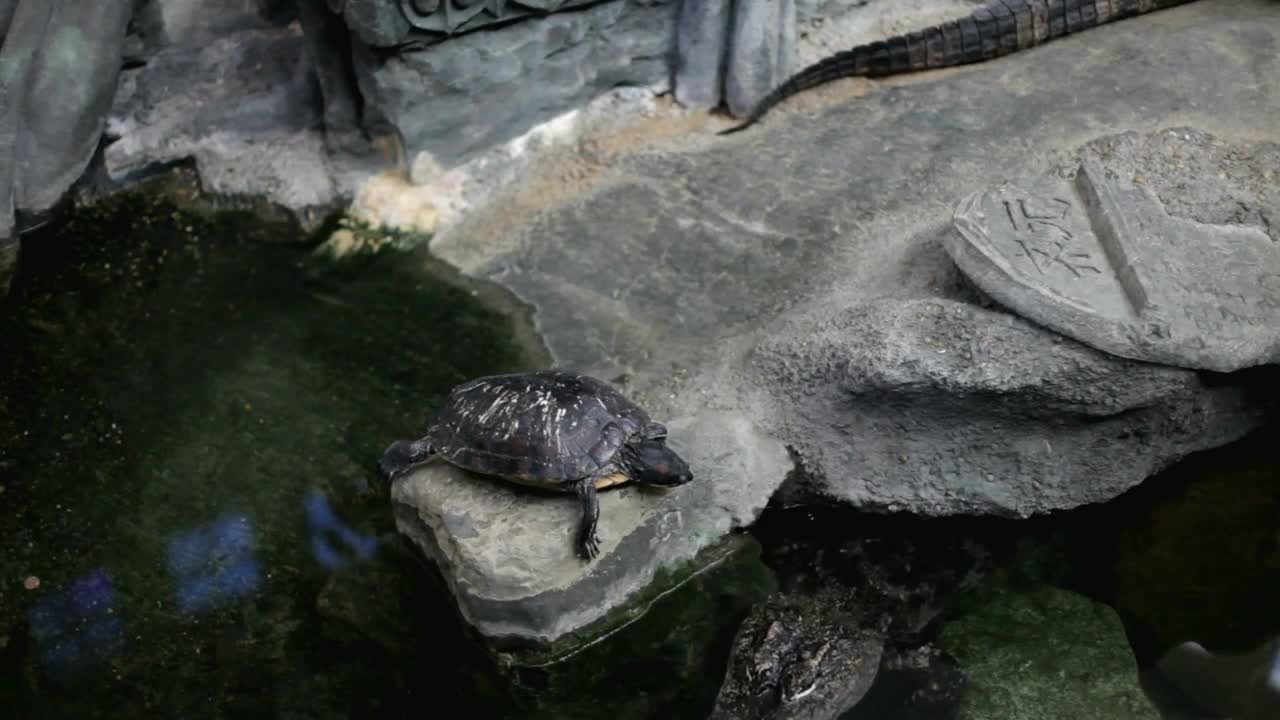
[166,512,261,615]
[26,569,124,681]
[305,488,379,570]
[23,489,381,689]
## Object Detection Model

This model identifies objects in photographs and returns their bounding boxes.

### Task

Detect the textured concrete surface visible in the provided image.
[950,156,1280,372]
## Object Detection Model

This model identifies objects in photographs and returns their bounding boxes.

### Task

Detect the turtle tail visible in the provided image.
[377,438,434,480]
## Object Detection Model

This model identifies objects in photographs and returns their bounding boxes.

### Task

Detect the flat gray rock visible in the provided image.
[948,159,1280,372]
[390,403,791,645]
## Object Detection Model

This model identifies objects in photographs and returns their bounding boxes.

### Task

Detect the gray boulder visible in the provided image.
[750,294,1271,516]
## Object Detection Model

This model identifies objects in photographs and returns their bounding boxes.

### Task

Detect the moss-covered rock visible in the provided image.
[938,586,1157,720]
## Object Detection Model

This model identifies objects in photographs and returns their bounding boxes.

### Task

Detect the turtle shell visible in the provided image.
[427,370,650,486]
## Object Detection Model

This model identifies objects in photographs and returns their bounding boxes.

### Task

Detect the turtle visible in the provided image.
[377,369,694,561]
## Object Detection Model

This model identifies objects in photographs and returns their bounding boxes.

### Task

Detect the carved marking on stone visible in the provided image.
[398,0,601,38]
[947,158,1280,372]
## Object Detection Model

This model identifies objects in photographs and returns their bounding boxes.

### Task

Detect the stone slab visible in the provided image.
[948,159,1280,372]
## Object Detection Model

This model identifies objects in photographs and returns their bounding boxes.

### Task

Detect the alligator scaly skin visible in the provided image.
[720,0,1198,135]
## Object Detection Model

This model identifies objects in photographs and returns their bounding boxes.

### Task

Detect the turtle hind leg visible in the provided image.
[573,476,602,561]
[378,438,434,480]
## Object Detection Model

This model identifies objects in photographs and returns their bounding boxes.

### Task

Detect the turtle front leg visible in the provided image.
[573,476,602,560]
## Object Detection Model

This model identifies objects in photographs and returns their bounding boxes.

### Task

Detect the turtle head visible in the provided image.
[623,426,693,488]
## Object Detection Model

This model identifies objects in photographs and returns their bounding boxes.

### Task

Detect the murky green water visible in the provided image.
[0,183,549,717]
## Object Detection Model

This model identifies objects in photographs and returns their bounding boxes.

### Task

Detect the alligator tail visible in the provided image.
[719,0,1196,136]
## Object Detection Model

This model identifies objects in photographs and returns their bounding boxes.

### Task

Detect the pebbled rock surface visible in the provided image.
[751,294,1269,515]
[129,0,274,56]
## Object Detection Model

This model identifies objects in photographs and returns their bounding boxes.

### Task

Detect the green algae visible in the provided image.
[938,584,1159,720]
[0,177,547,717]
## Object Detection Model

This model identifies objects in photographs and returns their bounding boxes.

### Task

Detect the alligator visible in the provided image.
[708,512,992,720]
[719,0,1198,135]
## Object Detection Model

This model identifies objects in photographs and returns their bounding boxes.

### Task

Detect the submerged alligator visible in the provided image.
[720,0,1198,135]
[710,515,992,720]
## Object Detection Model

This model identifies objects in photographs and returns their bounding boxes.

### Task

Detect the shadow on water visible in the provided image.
[0,178,552,717]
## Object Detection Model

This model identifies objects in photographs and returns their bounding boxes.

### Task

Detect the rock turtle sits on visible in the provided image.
[377,369,694,561]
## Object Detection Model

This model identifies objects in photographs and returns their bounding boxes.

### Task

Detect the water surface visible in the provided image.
[0,185,546,717]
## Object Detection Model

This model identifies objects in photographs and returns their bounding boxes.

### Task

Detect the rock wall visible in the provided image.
[0,0,985,254]
[366,0,679,168]
[0,0,132,242]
